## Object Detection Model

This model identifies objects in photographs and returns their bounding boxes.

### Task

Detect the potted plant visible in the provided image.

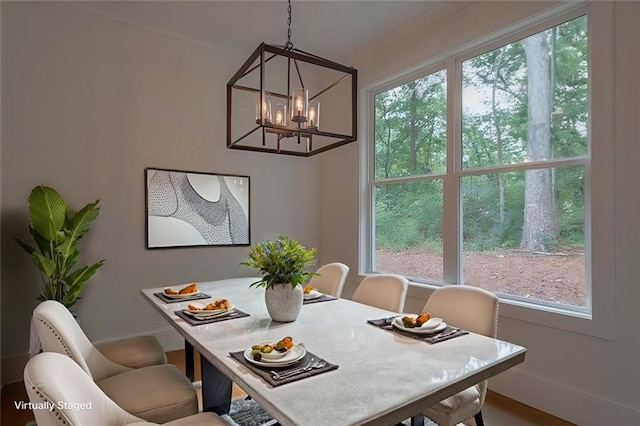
[241,235,318,322]
[15,185,105,309]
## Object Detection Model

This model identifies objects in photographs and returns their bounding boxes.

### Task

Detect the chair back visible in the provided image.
[24,352,143,426]
[33,300,129,382]
[422,285,498,337]
[352,274,408,313]
[307,262,349,297]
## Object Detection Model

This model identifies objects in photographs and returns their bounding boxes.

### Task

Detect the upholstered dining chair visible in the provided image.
[351,274,409,313]
[307,262,350,297]
[33,300,199,424]
[24,352,226,426]
[95,335,167,369]
[420,285,499,426]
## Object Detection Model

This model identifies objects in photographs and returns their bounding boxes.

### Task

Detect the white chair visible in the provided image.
[420,285,499,426]
[33,300,198,424]
[307,262,350,297]
[351,274,408,312]
[24,352,226,426]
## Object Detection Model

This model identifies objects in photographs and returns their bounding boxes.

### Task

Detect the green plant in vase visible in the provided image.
[241,235,318,289]
[15,185,105,309]
[241,235,318,322]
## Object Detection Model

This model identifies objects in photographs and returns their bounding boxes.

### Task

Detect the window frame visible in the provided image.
[359,2,615,339]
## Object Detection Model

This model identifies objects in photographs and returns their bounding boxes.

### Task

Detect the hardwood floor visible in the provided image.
[1,349,575,426]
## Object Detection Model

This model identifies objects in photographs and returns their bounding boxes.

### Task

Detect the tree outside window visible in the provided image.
[369,15,588,310]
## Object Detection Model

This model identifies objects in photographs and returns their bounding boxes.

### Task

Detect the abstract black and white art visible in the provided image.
[145,168,250,248]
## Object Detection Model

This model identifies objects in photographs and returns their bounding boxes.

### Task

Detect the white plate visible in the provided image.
[244,345,306,367]
[393,315,442,330]
[303,290,322,300]
[393,317,448,334]
[183,308,234,320]
[186,303,235,316]
[162,289,201,299]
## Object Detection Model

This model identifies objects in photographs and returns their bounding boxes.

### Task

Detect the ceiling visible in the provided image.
[73,1,443,62]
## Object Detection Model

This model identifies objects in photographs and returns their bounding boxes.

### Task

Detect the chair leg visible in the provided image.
[474,410,485,426]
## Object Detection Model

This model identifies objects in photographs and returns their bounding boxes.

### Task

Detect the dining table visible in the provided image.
[141,277,526,426]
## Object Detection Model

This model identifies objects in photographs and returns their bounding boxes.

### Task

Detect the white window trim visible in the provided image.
[358,2,615,339]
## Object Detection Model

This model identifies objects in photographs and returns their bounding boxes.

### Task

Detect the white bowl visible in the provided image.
[421,317,443,329]
[253,341,291,361]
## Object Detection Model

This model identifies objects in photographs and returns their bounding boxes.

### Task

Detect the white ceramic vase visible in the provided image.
[264,283,303,322]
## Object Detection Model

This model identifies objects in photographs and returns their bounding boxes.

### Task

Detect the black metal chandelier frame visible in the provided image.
[226,5,357,157]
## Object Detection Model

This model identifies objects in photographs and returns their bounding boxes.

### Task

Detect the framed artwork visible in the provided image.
[145,168,250,248]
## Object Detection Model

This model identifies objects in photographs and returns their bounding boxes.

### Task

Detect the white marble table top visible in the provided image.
[141,278,526,426]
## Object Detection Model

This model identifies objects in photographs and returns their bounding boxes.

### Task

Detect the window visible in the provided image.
[366,14,590,314]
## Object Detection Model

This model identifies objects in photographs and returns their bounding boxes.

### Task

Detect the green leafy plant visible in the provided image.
[15,186,105,308]
[241,235,318,289]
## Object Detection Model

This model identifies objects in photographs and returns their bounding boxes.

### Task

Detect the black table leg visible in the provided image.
[411,414,425,426]
[200,353,232,415]
[185,340,195,382]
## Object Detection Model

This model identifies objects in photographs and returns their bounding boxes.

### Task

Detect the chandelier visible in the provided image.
[226,0,358,157]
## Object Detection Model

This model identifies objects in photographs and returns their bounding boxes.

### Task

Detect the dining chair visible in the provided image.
[33,300,199,424]
[24,351,226,426]
[420,285,499,426]
[95,334,167,369]
[351,274,408,312]
[307,262,350,297]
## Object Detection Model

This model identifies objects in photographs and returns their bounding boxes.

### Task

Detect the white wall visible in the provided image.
[1,2,320,382]
[320,1,640,425]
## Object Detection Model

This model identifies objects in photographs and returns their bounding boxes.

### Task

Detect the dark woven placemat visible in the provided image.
[154,292,211,304]
[229,350,338,387]
[174,308,250,326]
[303,294,338,305]
[368,317,469,344]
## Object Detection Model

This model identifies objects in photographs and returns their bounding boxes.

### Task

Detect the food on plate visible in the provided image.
[178,282,198,294]
[164,283,198,296]
[402,312,431,328]
[188,299,231,311]
[303,284,314,294]
[416,312,430,326]
[204,299,231,310]
[250,336,294,361]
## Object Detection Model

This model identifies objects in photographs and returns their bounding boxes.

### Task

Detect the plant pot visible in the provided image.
[264,283,303,322]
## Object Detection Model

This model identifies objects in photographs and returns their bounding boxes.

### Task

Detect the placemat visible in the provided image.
[367,317,469,344]
[174,309,250,326]
[154,292,211,304]
[229,350,339,387]
[303,294,338,305]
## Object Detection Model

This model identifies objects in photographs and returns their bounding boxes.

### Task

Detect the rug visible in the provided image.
[221,397,440,426]
[222,398,276,426]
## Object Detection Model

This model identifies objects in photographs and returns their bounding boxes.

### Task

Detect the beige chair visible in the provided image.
[95,335,167,369]
[307,262,350,297]
[24,351,225,426]
[33,300,198,424]
[351,274,408,312]
[420,285,499,426]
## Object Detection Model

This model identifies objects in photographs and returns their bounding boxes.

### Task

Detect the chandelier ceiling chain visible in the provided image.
[284,0,294,51]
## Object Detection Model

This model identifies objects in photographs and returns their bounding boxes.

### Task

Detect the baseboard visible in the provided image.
[1,327,184,386]
[490,367,640,425]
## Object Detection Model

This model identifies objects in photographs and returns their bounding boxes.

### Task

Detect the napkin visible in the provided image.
[303,294,338,305]
[229,350,338,387]
[367,316,469,344]
[174,308,250,326]
[154,292,211,304]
